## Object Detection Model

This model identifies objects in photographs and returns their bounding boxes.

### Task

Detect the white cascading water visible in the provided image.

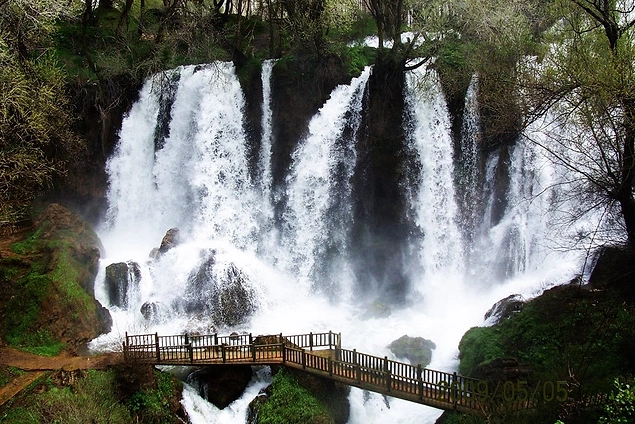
[276,68,369,291]
[90,61,600,424]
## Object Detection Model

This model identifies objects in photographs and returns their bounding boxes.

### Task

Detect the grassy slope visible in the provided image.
[0,367,183,424]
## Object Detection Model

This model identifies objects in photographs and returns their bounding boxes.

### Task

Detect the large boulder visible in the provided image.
[388,335,436,367]
[248,367,349,424]
[212,263,256,326]
[473,357,529,382]
[104,261,141,308]
[159,228,180,253]
[181,250,257,326]
[188,366,253,409]
[140,301,164,322]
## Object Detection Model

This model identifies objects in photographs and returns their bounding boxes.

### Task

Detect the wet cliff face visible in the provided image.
[350,54,412,304]
[51,76,141,225]
[268,54,351,213]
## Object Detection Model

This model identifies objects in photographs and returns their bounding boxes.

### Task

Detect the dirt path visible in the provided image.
[0,371,45,408]
[0,347,120,371]
[0,347,121,407]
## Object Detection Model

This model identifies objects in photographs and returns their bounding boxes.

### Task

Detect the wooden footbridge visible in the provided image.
[123,331,537,416]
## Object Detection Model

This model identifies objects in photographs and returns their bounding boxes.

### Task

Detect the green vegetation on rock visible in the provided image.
[0,204,110,355]
[456,277,635,423]
[257,368,334,424]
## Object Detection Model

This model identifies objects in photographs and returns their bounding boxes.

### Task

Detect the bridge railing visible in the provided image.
[282,331,340,350]
[122,331,521,413]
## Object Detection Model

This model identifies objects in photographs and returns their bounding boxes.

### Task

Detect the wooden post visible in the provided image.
[354,349,361,383]
[328,331,332,349]
[185,334,194,363]
[328,357,333,376]
[384,356,391,392]
[252,343,256,362]
[214,333,218,345]
[221,344,226,363]
[122,342,127,361]
[302,349,306,369]
[417,364,423,400]
[309,332,313,351]
[281,343,286,363]
[155,333,160,362]
[452,372,458,409]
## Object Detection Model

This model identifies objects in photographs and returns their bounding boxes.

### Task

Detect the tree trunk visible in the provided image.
[267,0,274,56]
[138,0,146,36]
[619,103,635,249]
[116,0,135,35]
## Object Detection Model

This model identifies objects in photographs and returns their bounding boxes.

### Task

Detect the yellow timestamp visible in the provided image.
[436,379,569,403]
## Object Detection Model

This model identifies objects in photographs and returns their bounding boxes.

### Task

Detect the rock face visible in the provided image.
[473,357,529,382]
[181,250,257,326]
[247,388,270,424]
[388,335,436,367]
[484,294,524,324]
[104,261,141,308]
[188,366,253,409]
[159,228,180,253]
[140,301,163,322]
[590,246,635,298]
[0,203,112,352]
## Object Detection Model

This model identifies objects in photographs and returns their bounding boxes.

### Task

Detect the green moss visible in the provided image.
[1,213,103,355]
[342,45,375,78]
[10,227,45,255]
[258,368,333,424]
[236,57,263,87]
[458,284,635,399]
[3,273,53,343]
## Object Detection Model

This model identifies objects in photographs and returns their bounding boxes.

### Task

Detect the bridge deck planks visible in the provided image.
[122,331,530,416]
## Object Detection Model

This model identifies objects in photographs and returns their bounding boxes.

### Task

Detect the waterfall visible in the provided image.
[405,67,464,276]
[92,60,600,424]
[277,67,370,293]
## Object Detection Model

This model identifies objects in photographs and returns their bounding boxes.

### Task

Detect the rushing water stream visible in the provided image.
[90,61,599,423]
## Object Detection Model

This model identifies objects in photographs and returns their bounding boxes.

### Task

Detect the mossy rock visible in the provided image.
[1,204,111,354]
[252,368,346,424]
[458,277,635,418]
[388,335,436,367]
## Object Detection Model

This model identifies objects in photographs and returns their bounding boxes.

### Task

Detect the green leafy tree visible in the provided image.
[521,0,635,249]
[599,378,635,424]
